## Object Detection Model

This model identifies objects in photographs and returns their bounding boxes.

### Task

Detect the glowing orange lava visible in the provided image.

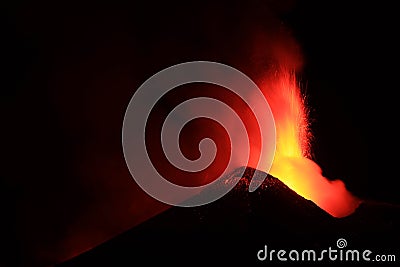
[260,68,360,218]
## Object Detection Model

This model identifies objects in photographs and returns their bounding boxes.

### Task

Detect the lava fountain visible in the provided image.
[259,67,360,218]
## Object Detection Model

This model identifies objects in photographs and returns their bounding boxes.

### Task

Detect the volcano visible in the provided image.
[57,167,400,266]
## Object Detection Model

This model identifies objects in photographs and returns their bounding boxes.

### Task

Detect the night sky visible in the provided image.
[2,1,378,266]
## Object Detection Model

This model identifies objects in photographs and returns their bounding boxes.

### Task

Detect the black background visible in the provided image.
[2,0,380,266]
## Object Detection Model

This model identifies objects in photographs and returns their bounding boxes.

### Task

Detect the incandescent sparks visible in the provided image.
[259,66,360,217]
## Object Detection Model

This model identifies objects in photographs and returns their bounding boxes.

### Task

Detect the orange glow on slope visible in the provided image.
[261,68,360,218]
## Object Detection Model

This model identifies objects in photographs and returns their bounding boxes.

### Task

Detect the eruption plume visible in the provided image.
[258,65,360,217]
